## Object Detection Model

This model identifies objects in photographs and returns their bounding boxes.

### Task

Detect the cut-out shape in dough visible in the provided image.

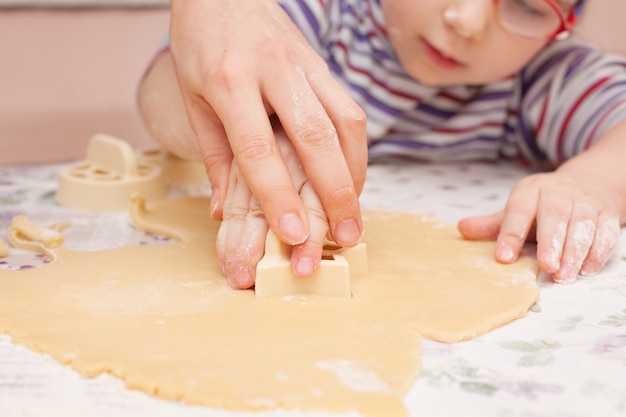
[255,230,367,298]
[56,134,166,210]
[0,197,539,417]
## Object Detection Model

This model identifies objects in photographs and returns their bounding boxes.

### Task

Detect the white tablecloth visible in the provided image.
[1,161,625,417]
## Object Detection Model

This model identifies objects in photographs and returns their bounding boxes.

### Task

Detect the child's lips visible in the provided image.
[420,38,465,69]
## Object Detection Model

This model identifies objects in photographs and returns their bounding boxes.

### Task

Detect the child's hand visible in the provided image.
[458,172,621,283]
[170,0,366,249]
[216,127,332,289]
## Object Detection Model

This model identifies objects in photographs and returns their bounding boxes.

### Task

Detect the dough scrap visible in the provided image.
[0,239,8,258]
[0,197,539,416]
[7,215,65,259]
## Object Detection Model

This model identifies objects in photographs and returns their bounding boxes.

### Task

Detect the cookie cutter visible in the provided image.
[56,134,166,210]
[136,147,208,186]
[255,231,367,298]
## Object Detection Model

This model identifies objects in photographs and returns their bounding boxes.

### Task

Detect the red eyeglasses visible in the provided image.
[495,0,578,40]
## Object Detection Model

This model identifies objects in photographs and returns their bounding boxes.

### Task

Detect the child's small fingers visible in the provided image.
[457,211,503,241]
[215,161,245,266]
[291,181,328,277]
[535,191,573,273]
[553,201,596,284]
[229,202,268,289]
[217,161,267,289]
[536,214,567,273]
[581,213,620,276]
[495,183,540,264]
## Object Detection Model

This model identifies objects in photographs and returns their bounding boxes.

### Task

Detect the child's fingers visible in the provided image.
[581,213,620,276]
[229,202,269,289]
[535,190,573,274]
[457,211,503,241]
[290,181,328,277]
[495,180,540,264]
[552,199,596,283]
[217,163,268,289]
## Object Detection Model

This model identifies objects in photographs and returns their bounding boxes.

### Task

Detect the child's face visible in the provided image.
[381,0,577,86]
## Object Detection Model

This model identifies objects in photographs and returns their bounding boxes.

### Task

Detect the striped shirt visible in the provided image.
[279,0,626,166]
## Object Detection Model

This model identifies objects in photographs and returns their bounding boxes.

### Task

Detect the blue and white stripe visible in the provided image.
[279,0,626,166]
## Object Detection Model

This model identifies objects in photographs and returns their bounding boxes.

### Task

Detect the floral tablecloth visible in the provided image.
[1,161,625,417]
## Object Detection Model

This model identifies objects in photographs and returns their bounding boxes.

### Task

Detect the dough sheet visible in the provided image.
[0,197,539,416]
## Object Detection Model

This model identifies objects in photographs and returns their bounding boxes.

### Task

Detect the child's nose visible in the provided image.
[442,0,492,40]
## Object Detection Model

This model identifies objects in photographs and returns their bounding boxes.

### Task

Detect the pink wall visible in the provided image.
[1,2,625,165]
[0,8,169,165]
[575,0,626,57]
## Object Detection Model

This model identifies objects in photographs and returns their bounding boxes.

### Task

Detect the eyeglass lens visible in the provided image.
[497,0,568,39]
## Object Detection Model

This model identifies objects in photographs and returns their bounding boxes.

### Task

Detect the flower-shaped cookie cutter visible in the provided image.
[136,147,208,187]
[56,134,166,210]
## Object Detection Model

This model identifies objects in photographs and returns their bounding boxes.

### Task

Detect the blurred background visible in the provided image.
[0,1,169,165]
[1,0,625,165]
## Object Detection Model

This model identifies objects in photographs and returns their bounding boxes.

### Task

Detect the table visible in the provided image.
[1,161,625,417]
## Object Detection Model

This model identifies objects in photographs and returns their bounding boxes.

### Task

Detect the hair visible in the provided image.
[574,0,585,16]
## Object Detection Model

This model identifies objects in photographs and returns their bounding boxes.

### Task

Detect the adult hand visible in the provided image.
[170,0,367,248]
[458,172,621,283]
[217,122,330,289]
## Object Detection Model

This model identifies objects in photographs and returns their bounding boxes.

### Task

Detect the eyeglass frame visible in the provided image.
[494,0,579,40]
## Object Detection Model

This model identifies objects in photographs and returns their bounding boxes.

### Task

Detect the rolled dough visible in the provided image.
[0,197,539,416]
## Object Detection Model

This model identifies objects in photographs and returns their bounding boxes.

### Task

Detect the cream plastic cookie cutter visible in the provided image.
[255,231,367,298]
[136,147,208,186]
[56,134,166,210]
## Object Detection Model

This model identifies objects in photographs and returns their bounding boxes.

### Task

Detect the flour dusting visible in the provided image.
[548,222,567,271]
[316,359,390,393]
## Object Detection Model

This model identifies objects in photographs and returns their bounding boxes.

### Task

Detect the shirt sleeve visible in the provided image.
[277,0,330,57]
[514,37,626,166]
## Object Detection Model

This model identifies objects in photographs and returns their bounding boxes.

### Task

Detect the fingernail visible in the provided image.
[554,274,577,285]
[294,257,315,277]
[498,244,516,263]
[334,218,361,246]
[230,268,254,289]
[580,263,598,276]
[210,187,220,218]
[278,213,307,245]
[554,264,577,284]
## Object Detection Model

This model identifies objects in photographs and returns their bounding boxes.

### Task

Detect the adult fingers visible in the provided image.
[183,93,233,221]
[209,79,310,246]
[265,62,365,247]
[306,66,369,195]
[271,129,328,277]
